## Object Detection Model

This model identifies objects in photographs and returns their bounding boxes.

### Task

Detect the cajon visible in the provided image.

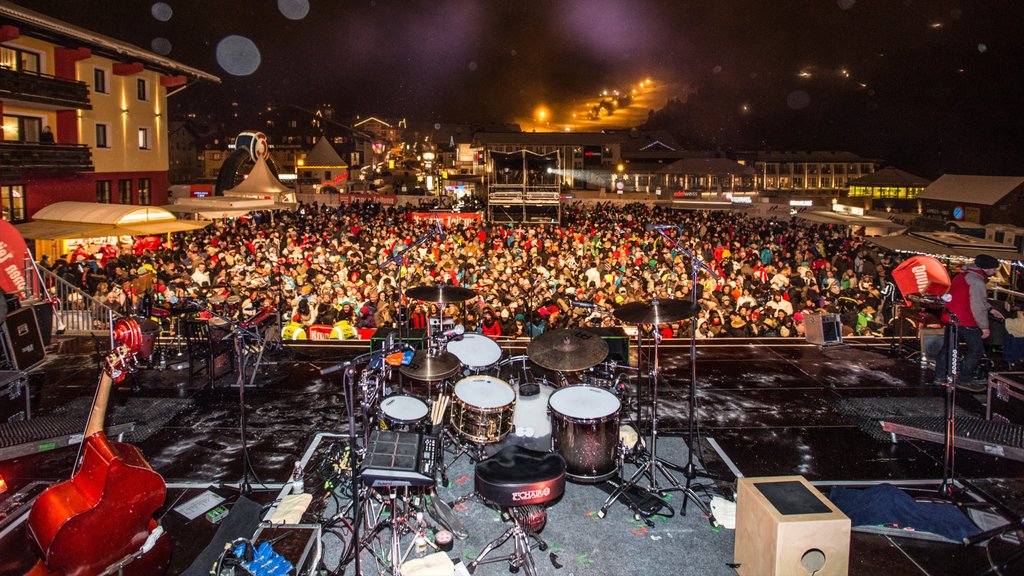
[734,476,850,576]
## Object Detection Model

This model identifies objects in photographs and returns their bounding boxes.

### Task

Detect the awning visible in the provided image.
[866,234,1021,261]
[15,221,119,240]
[795,211,905,231]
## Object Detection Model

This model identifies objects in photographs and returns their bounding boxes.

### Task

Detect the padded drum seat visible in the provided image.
[475,445,566,507]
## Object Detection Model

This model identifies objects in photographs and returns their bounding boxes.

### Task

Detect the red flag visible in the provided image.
[0,220,29,294]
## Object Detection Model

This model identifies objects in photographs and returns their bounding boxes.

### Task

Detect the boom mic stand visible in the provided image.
[655,228,723,517]
[938,308,961,500]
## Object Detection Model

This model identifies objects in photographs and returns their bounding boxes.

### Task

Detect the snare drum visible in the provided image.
[548,385,621,483]
[451,376,515,444]
[379,395,429,433]
[446,333,503,372]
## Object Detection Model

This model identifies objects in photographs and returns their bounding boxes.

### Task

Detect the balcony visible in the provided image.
[0,67,92,110]
[0,142,93,174]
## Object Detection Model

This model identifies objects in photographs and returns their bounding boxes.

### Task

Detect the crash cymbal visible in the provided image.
[613,299,700,325]
[399,350,462,381]
[527,329,609,372]
[405,285,478,303]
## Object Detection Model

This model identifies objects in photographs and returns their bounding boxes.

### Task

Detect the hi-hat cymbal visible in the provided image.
[527,329,609,372]
[399,350,462,381]
[613,299,700,324]
[405,285,478,303]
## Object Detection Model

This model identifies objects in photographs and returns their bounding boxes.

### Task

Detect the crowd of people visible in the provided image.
[40,201,910,341]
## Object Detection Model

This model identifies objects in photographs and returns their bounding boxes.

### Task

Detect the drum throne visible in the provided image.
[456,445,566,575]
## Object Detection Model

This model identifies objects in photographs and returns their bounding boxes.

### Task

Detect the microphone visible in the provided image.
[437,324,465,339]
[572,301,596,309]
[917,293,953,304]
[645,223,679,231]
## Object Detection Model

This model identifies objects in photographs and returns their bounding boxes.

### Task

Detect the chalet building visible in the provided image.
[0,1,218,221]
[843,166,931,212]
[918,174,1024,226]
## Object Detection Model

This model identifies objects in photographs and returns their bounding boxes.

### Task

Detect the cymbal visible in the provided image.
[399,350,462,381]
[527,329,609,372]
[405,285,478,303]
[613,299,700,324]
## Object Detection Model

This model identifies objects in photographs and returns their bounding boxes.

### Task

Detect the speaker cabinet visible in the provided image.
[734,476,851,576]
[3,306,45,371]
[804,313,843,346]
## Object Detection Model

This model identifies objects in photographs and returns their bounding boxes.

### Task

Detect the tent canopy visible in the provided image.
[867,231,1020,261]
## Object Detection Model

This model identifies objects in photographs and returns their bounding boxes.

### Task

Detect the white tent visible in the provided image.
[223,155,297,204]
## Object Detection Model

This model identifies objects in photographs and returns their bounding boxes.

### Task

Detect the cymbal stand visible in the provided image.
[938,310,961,500]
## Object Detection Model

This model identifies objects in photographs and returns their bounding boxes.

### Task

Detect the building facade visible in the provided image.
[0,2,218,221]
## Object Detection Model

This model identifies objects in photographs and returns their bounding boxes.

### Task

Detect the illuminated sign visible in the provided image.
[731,196,753,204]
[790,200,813,207]
[832,203,864,216]
[952,206,964,221]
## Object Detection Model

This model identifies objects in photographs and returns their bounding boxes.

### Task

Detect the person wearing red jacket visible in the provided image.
[480,308,501,337]
[933,254,1004,391]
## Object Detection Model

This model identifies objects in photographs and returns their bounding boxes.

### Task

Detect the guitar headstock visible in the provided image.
[104,318,144,383]
[104,343,137,382]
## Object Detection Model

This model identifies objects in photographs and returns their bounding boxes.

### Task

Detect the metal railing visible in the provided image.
[22,260,122,334]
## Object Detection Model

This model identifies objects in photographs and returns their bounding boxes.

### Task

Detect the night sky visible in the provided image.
[19,0,1024,177]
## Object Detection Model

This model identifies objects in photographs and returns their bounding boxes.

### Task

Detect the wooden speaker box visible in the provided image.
[734,476,851,576]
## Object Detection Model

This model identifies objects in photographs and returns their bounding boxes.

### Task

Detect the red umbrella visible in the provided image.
[892,255,951,305]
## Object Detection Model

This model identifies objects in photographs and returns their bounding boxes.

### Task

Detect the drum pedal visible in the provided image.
[597,481,668,519]
[426,496,468,540]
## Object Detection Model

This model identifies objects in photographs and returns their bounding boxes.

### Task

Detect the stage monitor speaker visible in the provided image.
[371,328,427,353]
[586,327,629,364]
[3,306,45,371]
[804,313,843,346]
[734,476,851,576]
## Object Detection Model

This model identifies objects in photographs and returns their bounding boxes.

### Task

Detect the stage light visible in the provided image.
[0,473,7,494]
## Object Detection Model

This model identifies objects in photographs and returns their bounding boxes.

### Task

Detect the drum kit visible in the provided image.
[340,279,717,526]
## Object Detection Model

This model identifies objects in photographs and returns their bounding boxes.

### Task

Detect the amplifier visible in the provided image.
[804,314,843,346]
[3,306,45,371]
[371,328,427,353]
[587,327,629,364]
[0,370,30,423]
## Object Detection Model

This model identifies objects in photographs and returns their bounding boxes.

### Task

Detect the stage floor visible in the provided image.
[0,336,1022,575]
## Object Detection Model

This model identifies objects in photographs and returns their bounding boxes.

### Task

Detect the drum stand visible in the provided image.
[439,429,486,486]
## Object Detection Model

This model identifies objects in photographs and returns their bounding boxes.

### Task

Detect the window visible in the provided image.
[93,67,108,94]
[118,179,132,204]
[211,152,221,161]
[96,180,112,203]
[138,127,150,150]
[0,45,40,74]
[95,123,109,148]
[0,185,26,222]
[137,77,149,101]
[2,114,41,142]
[138,178,151,205]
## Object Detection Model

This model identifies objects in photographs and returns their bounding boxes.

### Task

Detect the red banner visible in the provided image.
[407,212,482,227]
[892,255,951,304]
[0,220,28,294]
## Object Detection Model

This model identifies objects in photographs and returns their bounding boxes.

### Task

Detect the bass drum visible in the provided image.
[548,385,621,483]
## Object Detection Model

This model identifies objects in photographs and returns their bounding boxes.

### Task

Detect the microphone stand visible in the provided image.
[655,228,723,517]
[939,308,961,500]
